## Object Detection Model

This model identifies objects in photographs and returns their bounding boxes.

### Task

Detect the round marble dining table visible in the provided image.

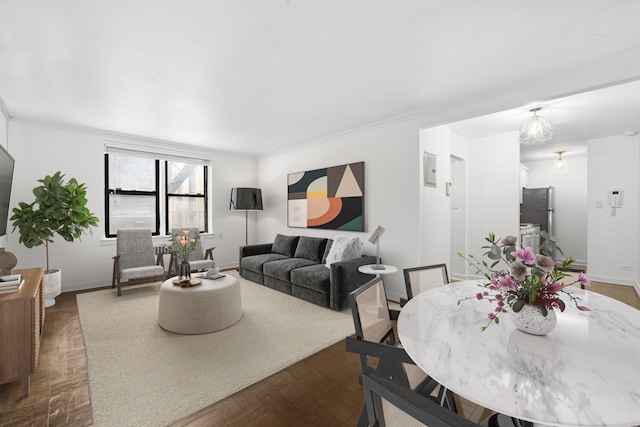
[397,280,640,427]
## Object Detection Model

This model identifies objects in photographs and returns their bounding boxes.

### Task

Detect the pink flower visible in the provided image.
[546,282,565,293]
[501,235,518,245]
[512,247,535,264]
[496,275,517,291]
[578,272,591,287]
[535,254,555,272]
[488,313,496,320]
[509,261,527,281]
[476,293,484,300]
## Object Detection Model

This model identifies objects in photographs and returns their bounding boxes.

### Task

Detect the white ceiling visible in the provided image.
[1,1,640,156]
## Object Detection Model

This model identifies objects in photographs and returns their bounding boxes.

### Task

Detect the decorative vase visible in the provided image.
[44,268,62,308]
[510,303,557,335]
[179,261,191,281]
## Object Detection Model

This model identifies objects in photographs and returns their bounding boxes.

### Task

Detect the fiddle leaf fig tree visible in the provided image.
[10,171,99,272]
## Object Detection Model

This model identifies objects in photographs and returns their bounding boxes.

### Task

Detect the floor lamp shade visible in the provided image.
[230,187,263,246]
[230,188,263,211]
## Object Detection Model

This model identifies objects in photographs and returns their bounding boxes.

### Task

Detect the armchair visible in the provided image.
[112,228,165,296]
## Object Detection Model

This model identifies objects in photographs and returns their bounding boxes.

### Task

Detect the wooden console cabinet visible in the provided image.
[0,267,45,396]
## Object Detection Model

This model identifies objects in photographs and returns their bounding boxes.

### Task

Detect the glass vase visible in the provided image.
[179,260,191,281]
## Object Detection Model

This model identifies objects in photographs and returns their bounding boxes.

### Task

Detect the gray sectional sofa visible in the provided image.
[239,234,377,310]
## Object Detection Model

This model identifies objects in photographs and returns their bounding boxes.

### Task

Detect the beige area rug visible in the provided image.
[77,271,354,427]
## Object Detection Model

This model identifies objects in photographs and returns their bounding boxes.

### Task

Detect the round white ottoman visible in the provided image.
[158,275,242,334]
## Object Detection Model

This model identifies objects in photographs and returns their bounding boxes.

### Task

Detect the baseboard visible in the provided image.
[63,279,112,293]
[587,275,637,287]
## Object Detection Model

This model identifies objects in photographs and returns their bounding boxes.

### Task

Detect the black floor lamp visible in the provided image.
[230,187,263,245]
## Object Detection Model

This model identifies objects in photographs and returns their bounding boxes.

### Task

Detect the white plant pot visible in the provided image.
[509,303,557,336]
[44,268,62,307]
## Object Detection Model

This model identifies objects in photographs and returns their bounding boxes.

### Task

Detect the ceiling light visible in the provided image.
[519,107,554,145]
[555,151,565,169]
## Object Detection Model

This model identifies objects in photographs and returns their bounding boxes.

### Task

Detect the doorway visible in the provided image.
[450,155,466,280]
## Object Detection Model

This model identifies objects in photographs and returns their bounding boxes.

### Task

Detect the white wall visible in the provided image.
[417,129,520,281]
[5,120,257,291]
[257,118,425,302]
[523,155,588,264]
[587,135,639,286]
[465,132,521,272]
[419,127,453,271]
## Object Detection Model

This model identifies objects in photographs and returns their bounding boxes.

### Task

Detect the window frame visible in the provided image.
[104,147,210,239]
[104,153,161,238]
[164,161,209,235]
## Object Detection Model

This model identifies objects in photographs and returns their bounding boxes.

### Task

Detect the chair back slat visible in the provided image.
[351,277,393,344]
[361,367,480,427]
[404,264,449,300]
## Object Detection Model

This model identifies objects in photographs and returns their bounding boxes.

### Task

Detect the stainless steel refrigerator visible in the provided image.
[520,187,554,235]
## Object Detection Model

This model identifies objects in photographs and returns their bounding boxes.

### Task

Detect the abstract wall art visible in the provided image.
[287,161,364,231]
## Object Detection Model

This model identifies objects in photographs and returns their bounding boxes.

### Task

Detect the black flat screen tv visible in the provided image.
[0,144,15,237]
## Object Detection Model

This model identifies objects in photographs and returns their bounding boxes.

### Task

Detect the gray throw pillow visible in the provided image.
[272,234,300,257]
[294,236,328,263]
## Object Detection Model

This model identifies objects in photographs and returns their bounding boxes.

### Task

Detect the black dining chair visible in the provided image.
[346,276,454,426]
[360,366,480,427]
[401,263,449,306]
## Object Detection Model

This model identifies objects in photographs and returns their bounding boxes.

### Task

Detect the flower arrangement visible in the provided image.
[166,230,200,263]
[458,232,590,331]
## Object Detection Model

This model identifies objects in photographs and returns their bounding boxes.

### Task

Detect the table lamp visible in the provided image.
[368,226,386,270]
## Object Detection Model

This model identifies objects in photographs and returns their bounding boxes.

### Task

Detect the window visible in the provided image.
[165,161,208,233]
[105,151,209,238]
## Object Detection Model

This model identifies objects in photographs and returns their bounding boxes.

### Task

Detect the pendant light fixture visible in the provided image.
[555,151,565,169]
[519,106,554,145]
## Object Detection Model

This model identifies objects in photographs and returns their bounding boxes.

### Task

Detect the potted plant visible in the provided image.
[10,171,99,306]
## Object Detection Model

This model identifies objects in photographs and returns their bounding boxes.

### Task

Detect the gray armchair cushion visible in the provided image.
[117,228,157,271]
[272,234,299,257]
[187,259,216,271]
[171,227,206,261]
[293,236,328,263]
[121,265,165,282]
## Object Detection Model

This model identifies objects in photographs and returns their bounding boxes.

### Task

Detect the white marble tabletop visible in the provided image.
[397,280,640,427]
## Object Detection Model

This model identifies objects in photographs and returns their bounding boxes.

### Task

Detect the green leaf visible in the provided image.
[512,300,525,312]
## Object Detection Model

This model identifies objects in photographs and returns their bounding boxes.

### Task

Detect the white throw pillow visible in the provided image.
[325,236,363,268]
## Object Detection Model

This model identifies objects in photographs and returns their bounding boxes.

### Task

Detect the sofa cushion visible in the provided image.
[293,236,328,263]
[290,264,331,294]
[272,234,300,257]
[242,253,289,273]
[263,258,317,282]
[325,236,363,267]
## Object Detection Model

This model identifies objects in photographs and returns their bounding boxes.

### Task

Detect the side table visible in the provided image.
[358,264,398,276]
